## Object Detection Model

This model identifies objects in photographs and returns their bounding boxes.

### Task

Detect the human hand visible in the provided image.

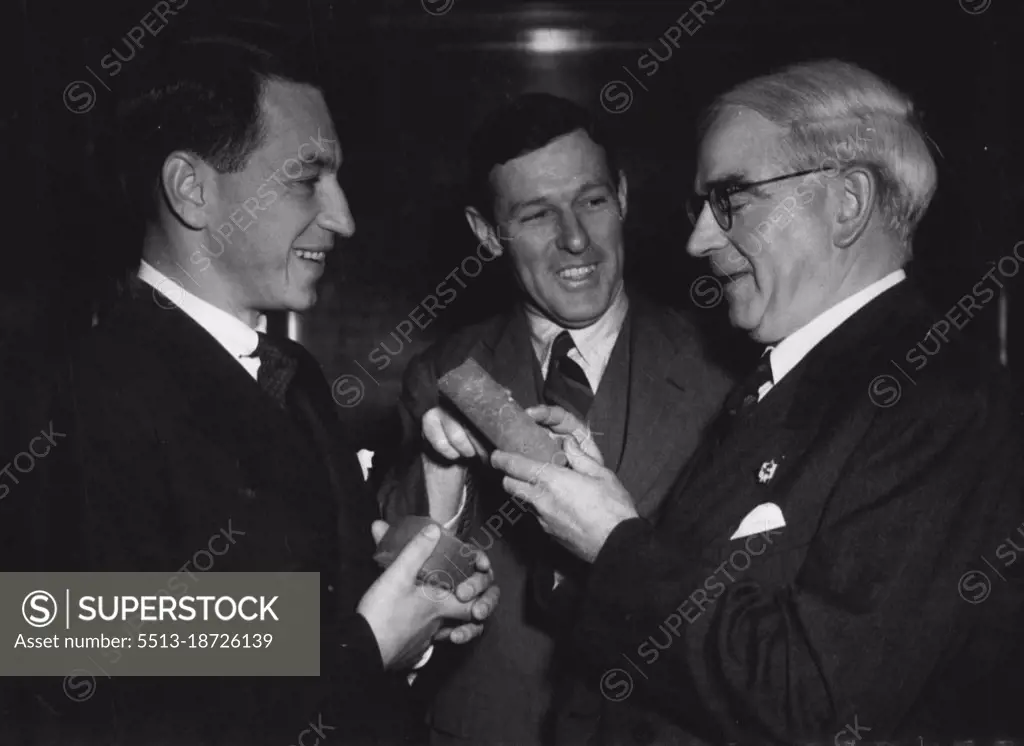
[525,404,605,466]
[490,438,636,563]
[358,521,498,669]
[431,546,499,645]
[422,406,489,463]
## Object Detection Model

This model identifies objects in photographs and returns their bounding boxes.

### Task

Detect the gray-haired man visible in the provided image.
[489,59,1024,744]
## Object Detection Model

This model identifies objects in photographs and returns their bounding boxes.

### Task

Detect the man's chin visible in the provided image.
[736,315,779,344]
[727,301,762,335]
[296,290,317,310]
[548,299,613,328]
[262,290,317,315]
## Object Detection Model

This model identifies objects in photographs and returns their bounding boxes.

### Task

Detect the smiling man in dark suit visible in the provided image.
[486,61,1024,744]
[376,93,732,745]
[24,35,499,746]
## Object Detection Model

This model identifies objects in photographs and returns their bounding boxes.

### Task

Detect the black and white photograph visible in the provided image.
[2,0,1023,743]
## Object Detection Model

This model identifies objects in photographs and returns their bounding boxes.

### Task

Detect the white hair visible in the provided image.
[704,59,937,251]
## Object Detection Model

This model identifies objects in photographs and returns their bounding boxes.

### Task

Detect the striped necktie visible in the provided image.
[542,330,594,420]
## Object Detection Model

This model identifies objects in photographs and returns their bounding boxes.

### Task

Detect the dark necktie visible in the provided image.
[251,332,298,410]
[723,348,774,418]
[534,330,595,604]
[542,330,594,421]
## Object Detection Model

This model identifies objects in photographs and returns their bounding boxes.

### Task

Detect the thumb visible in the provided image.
[387,523,442,583]
[563,437,606,478]
[371,520,390,545]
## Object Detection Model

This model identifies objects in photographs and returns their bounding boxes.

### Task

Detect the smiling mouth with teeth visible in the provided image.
[295,248,327,263]
[557,264,597,281]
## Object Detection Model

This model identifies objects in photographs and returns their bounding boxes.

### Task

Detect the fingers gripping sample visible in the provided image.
[437,357,562,464]
[374,516,478,589]
[374,358,566,587]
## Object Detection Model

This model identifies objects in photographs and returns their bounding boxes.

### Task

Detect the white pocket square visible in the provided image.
[730,502,786,539]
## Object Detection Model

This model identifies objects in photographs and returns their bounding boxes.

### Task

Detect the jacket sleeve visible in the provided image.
[375,350,437,525]
[329,612,425,743]
[572,382,1024,743]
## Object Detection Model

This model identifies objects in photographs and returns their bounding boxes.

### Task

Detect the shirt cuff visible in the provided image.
[412,644,435,669]
[441,483,469,531]
[407,644,435,685]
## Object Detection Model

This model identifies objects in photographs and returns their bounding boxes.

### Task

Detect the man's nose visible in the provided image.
[686,203,723,258]
[319,178,355,237]
[557,211,590,254]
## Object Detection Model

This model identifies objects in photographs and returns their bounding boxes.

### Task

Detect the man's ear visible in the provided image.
[616,171,628,222]
[833,166,874,249]
[162,151,212,229]
[465,207,505,258]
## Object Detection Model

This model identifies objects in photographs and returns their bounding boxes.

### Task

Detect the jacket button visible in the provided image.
[327,584,334,592]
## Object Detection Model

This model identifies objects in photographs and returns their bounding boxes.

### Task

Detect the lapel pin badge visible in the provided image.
[757,459,779,484]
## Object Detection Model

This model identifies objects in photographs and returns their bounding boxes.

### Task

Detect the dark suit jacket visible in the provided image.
[376,293,733,744]
[559,279,1024,745]
[14,280,418,746]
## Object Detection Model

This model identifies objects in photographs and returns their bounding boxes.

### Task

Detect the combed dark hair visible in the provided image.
[113,34,322,228]
[465,93,620,222]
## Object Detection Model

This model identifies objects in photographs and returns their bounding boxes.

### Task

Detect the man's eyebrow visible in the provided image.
[576,179,613,192]
[509,181,613,213]
[508,197,552,214]
[702,172,748,191]
[301,154,339,173]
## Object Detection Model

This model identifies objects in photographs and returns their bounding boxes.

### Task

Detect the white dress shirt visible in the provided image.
[138,260,266,379]
[526,282,630,391]
[760,269,906,401]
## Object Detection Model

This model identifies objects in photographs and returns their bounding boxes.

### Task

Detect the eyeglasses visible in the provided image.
[686,168,827,232]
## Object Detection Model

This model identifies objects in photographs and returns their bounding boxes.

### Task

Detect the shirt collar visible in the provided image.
[526,283,629,367]
[769,269,906,385]
[137,259,265,359]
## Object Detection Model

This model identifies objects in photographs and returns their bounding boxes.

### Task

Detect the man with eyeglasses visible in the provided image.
[686,123,871,275]
[488,59,1024,744]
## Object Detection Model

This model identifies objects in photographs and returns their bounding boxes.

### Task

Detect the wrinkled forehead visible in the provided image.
[695,106,788,191]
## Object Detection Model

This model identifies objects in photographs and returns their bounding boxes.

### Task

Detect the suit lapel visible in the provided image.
[286,360,380,605]
[479,306,543,410]
[675,371,809,544]
[669,280,929,541]
[476,298,733,520]
[616,300,731,516]
[586,317,630,473]
[284,343,365,496]
[781,280,924,431]
[122,281,332,504]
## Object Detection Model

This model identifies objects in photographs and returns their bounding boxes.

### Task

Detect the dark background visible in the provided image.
[5,0,1022,449]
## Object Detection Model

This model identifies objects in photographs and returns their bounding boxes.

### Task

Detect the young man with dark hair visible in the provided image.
[377,92,732,745]
[23,35,499,746]
[464,92,621,224]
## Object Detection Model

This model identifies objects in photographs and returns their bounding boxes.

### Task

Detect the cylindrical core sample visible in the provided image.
[438,357,564,464]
